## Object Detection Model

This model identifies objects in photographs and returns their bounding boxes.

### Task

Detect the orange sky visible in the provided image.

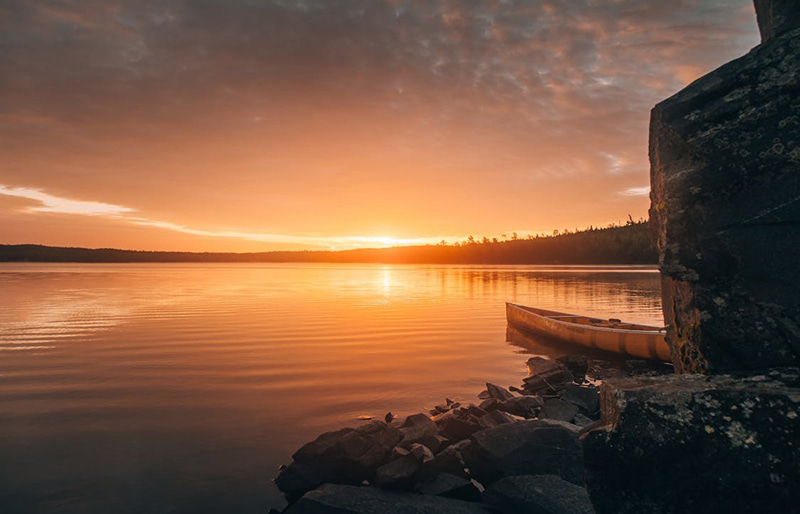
[1,0,759,251]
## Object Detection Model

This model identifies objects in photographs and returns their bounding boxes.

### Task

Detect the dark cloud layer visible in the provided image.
[0,0,759,250]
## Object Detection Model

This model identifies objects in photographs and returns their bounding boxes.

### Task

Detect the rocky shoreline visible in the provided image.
[271,356,669,513]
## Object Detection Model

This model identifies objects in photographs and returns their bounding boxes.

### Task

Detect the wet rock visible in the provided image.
[478,409,518,429]
[541,398,580,422]
[418,473,482,502]
[560,384,599,414]
[284,483,495,513]
[478,389,492,400]
[649,0,800,373]
[526,357,563,376]
[483,474,595,514]
[556,355,589,381]
[486,382,515,401]
[464,404,489,418]
[374,455,421,490]
[498,395,543,418]
[275,422,402,500]
[464,420,584,486]
[584,372,800,513]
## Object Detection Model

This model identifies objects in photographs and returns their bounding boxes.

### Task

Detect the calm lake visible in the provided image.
[0,263,663,513]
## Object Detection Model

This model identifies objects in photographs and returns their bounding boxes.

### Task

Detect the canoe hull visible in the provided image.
[506,303,671,361]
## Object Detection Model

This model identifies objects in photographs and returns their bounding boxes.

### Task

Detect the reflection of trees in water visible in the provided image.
[435,267,663,325]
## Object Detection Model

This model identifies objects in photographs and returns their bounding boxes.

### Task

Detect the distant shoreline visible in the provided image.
[0,222,657,265]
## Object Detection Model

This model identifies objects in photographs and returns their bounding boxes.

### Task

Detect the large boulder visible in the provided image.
[275,421,402,500]
[483,474,595,514]
[284,484,495,513]
[464,420,584,486]
[583,371,800,514]
[649,0,800,373]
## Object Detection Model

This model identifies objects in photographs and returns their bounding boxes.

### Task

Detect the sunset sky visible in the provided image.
[1,0,759,252]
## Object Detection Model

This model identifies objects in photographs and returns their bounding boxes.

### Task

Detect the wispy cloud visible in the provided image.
[620,186,651,197]
[0,185,134,216]
[0,184,433,249]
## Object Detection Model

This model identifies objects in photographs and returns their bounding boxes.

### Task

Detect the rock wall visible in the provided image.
[649,0,800,373]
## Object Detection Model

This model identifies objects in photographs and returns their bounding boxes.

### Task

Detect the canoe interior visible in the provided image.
[512,304,666,332]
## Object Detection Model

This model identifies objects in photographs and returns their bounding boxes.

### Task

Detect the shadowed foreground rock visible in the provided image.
[275,421,401,500]
[583,371,800,514]
[649,0,800,373]
[483,475,595,514]
[464,420,583,486]
[284,484,496,514]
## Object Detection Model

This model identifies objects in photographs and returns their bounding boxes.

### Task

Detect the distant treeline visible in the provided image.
[0,220,656,265]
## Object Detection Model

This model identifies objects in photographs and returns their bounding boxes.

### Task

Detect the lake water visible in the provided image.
[0,263,663,513]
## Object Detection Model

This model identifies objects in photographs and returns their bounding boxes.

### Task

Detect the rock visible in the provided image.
[399,414,440,449]
[523,358,573,394]
[385,412,396,423]
[498,395,543,418]
[754,0,800,42]
[464,404,489,418]
[284,483,495,513]
[374,455,421,490]
[439,416,481,443]
[478,409,518,429]
[583,372,800,514]
[649,1,800,373]
[560,384,599,414]
[478,389,492,400]
[572,413,595,427]
[556,355,589,381]
[275,422,402,500]
[418,473,482,502]
[408,443,435,463]
[418,434,449,454]
[483,475,595,514]
[541,398,580,422]
[423,441,470,479]
[464,420,584,486]
[486,382,515,401]
[479,398,500,412]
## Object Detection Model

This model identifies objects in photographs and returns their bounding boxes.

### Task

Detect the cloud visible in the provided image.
[0,183,432,249]
[0,0,760,249]
[0,185,134,216]
[620,186,651,197]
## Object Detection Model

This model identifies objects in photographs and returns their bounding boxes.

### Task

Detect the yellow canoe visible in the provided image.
[506,302,670,361]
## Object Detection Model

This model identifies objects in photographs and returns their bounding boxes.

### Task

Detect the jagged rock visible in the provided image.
[464,404,489,418]
[541,398,580,422]
[486,382,515,401]
[649,0,800,373]
[275,422,402,500]
[478,409,518,429]
[560,384,599,414]
[754,0,800,42]
[478,389,492,400]
[483,474,595,514]
[418,473,482,502]
[399,414,440,449]
[423,440,470,479]
[583,371,800,513]
[523,358,573,394]
[479,398,500,411]
[284,483,495,513]
[556,355,589,381]
[464,420,584,486]
[408,443,435,463]
[498,395,543,418]
[374,455,421,490]
[439,415,481,442]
